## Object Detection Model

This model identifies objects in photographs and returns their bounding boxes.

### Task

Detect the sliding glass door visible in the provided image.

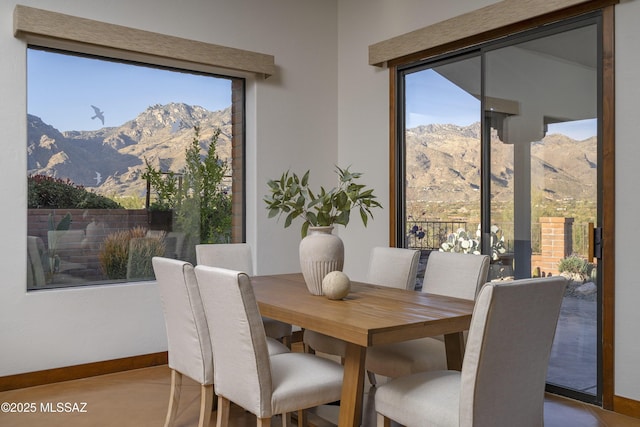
[399,15,602,403]
[485,21,600,400]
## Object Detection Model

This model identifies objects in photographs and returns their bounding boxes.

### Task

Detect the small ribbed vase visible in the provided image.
[299,226,344,295]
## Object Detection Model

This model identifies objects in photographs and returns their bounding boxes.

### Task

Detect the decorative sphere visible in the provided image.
[322,271,351,300]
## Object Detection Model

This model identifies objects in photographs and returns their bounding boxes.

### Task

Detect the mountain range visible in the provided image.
[27,104,596,208]
[405,122,597,206]
[27,102,232,202]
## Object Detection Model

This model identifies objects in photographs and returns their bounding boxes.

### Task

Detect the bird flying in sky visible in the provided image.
[94,171,102,186]
[91,105,105,125]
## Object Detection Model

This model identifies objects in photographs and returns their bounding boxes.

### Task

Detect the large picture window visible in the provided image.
[27,47,245,289]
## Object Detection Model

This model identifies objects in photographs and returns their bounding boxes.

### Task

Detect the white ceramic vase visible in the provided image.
[299,226,344,295]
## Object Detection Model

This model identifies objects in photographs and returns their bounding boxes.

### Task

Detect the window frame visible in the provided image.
[387,5,615,411]
[13,5,275,78]
[17,6,259,289]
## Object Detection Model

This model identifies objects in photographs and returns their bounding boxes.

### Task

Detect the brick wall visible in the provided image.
[27,209,149,282]
[531,216,574,276]
[28,209,149,243]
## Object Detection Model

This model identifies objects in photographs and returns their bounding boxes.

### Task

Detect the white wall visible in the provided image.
[2,0,640,405]
[613,0,640,402]
[0,0,338,376]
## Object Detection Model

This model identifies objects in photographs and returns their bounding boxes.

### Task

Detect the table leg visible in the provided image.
[444,331,465,371]
[338,342,366,427]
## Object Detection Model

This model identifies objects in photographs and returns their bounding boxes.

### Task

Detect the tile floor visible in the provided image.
[547,295,598,394]
[1,364,639,427]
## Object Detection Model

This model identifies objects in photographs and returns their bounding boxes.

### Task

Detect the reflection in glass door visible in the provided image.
[485,23,599,400]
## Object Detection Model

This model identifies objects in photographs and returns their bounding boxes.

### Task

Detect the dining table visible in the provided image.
[251,273,475,427]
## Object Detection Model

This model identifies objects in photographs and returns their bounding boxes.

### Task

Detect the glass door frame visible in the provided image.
[393,12,606,406]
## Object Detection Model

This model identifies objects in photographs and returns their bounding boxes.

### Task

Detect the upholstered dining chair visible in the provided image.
[195,243,293,347]
[194,265,344,427]
[365,251,490,384]
[152,257,289,427]
[152,256,214,427]
[375,276,567,427]
[303,246,420,377]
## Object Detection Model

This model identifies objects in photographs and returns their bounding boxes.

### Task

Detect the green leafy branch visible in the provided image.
[264,166,382,237]
[141,160,180,211]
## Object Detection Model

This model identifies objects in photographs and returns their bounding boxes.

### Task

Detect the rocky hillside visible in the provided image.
[405,122,597,205]
[27,103,232,201]
[27,107,596,209]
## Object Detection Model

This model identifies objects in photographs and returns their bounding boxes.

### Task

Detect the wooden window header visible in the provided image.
[369,0,617,67]
[13,5,275,78]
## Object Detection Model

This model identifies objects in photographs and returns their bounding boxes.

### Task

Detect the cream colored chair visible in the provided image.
[152,257,288,427]
[147,230,186,260]
[27,236,47,288]
[47,229,86,272]
[152,257,215,427]
[375,276,567,427]
[194,265,344,427]
[303,246,420,361]
[365,251,490,384]
[127,237,165,280]
[196,243,293,346]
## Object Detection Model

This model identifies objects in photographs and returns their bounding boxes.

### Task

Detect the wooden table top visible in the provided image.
[252,273,475,347]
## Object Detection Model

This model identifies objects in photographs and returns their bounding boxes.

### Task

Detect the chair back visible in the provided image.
[152,257,213,385]
[27,236,47,287]
[196,243,253,275]
[128,237,165,280]
[148,230,186,259]
[422,251,490,300]
[194,265,273,416]
[367,246,420,290]
[459,276,567,427]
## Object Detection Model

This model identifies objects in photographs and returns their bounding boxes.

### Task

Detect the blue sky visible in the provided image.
[28,48,595,141]
[27,48,232,132]
[404,69,596,141]
[405,70,480,129]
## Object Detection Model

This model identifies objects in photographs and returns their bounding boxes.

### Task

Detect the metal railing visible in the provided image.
[406,220,468,250]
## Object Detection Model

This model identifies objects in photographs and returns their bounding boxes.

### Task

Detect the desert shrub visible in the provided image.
[98,227,154,279]
[142,126,232,244]
[558,254,594,281]
[108,194,146,209]
[99,230,131,280]
[28,174,122,209]
[141,160,180,211]
[127,237,166,280]
[176,126,232,243]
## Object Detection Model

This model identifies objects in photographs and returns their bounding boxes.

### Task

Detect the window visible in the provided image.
[15,5,275,291]
[26,47,245,289]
